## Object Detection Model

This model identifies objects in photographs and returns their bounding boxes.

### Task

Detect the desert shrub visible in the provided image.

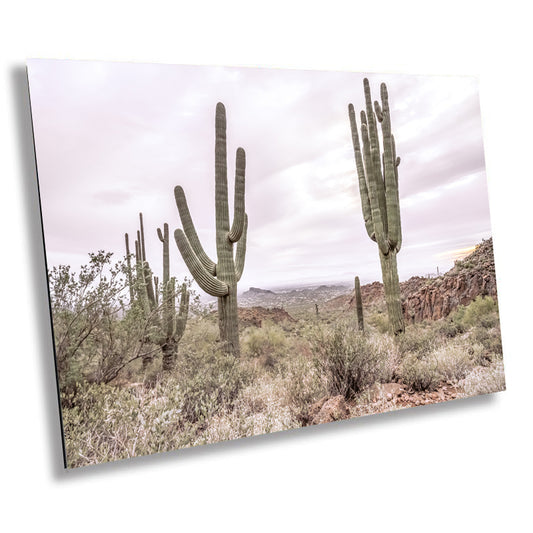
[399,353,440,391]
[282,354,326,424]
[242,322,287,368]
[61,350,252,468]
[368,312,389,334]
[61,381,196,467]
[399,338,486,391]
[197,374,295,445]
[453,296,498,329]
[470,325,503,357]
[432,318,464,339]
[457,361,506,397]
[396,325,437,357]
[180,318,220,355]
[312,323,390,399]
[433,342,485,382]
[176,350,251,425]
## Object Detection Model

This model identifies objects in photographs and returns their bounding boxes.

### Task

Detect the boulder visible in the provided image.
[310,395,349,425]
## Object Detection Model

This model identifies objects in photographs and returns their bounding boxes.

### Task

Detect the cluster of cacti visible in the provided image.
[348,78,405,335]
[125,212,189,371]
[354,276,364,331]
[174,102,247,357]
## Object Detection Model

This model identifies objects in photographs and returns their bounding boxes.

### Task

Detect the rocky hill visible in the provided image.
[238,307,297,329]
[240,283,350,309]
[324,238,497,322]
[402,238,497,322]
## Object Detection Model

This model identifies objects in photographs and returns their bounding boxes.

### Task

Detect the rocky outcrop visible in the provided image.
[237,306,296,329]
[324,238,497,323]
[402,239,497,322]
[243,287,275,296]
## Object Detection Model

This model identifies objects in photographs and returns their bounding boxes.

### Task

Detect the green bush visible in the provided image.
[453,296,498,329]
[433,342,484,382]
[282,355,325,424]
[396,325,436,357]
[399,339,486,391]
[399,353,440,391]
[470,325,503,357]
[312,323,390,399]
[432,318,464,339]
[242,322,287,368]
[176,350,250,424]
[368,312,389,334]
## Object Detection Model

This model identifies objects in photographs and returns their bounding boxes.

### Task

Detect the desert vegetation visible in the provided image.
[53,251,504,468]
[48,83,504,468]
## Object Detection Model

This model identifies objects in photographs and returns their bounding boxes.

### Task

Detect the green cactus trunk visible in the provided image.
[124,233,134,304]
[354,276,364,331]
[174,102,247,357]
[161,339,177,372]
[348,78,405,335]
[378,250,403,335]
[219,285,239,355]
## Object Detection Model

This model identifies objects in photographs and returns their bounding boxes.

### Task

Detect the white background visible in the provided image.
[1,1,531,531]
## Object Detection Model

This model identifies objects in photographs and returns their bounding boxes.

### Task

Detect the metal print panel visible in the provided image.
[27,60,505,468]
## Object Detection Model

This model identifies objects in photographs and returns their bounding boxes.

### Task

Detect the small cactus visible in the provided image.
[354,276,364,331]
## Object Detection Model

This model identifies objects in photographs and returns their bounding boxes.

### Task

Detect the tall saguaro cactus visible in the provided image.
[174,102,247,357]
[348,78,405,335]
[354,276,364,331]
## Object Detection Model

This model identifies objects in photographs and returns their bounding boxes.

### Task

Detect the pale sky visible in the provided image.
[27,60,492,291]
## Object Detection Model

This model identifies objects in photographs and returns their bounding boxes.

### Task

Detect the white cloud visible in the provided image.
[28,61,493,290]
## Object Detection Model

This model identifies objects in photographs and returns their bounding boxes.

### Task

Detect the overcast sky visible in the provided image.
[27,60,492,291]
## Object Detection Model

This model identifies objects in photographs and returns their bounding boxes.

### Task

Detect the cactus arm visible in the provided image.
[154,276,159,305]
[139,213,147,262]
[174,186,217,275]
[174,229,229,297]
[361,121,388,256]
[157,223,170,284]
[228,147,246,243]
[125,233,134,303]
[215,102,231,247]
[363,79,387,236]
[234,213,248,282]
[374,101,383,122]
[380,83,401,249]
[392,135,402,252]
[348,104,375,241]
[174,283,189,338]
[143,263,157,310]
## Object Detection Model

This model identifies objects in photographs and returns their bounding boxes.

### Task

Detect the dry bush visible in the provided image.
[241,322,288,369]
[399,338,486,391]
[312,322,392,399]
[457,361,506,397]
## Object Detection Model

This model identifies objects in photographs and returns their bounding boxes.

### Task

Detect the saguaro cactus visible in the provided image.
[126,214,189,371]
[174,102,247,356]
[157,222,189,371]
[124,233,135,304]
[354,276,364,331]
[348,78,405,335]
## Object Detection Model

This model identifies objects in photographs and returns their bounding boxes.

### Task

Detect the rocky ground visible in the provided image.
[306,382,462,426]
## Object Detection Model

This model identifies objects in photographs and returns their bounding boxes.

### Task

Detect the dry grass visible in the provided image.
[60,298,506,468]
